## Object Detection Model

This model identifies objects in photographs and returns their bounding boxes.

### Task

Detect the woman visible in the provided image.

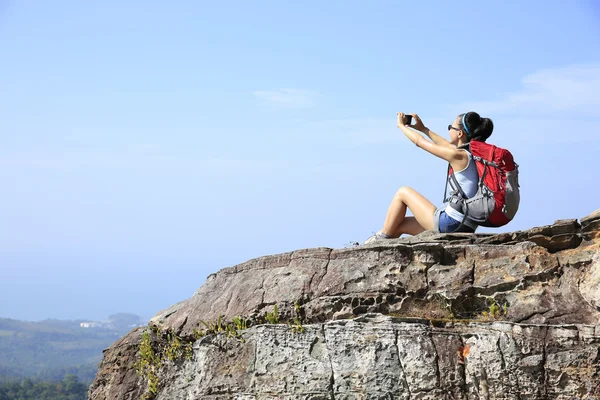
[364,111,494,244]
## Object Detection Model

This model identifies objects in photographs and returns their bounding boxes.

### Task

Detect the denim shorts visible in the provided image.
[434,209,476,233]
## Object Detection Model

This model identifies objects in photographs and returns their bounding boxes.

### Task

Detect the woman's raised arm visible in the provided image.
[410,114,454,149]
[397,112,467,166]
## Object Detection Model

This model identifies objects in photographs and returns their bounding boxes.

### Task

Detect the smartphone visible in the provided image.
[403,114,413,125]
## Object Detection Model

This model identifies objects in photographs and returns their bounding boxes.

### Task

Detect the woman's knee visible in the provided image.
[394,186,414,201]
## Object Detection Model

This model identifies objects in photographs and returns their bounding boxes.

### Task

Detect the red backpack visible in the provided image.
[445,140,520,228]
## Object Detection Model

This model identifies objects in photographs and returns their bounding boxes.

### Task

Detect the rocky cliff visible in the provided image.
[89,210,600,400]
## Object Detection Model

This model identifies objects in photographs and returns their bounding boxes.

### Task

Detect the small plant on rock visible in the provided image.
[199,315,227,334]
[290,300,305,333]
[232,316,248,331]
[135,327,197,399]
[163,330,194,362]
[134,330,161,399]
[164,331,182,362]
[265,304,279,324]
[192,328,205,340]
[290,316,305,334]
[480,297,509,320]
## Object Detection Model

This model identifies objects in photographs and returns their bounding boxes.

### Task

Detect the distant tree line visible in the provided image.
[0,375,88,400]
[0,317,124,384]
[0,363,98,385]
[0,315,142,398]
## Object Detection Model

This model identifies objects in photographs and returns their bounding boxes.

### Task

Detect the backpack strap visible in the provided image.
[449,170,468,199]
[443,145,471,202]
[443,164,450,202]
[472,155,499,169]
[444,167,474,233]
[488,144,496,161]
[453,203,476,233]
[449,143,474,200]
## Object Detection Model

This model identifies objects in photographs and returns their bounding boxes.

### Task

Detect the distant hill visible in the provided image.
[0,314,144,383]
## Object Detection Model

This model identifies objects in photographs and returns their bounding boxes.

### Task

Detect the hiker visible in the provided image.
[364,111,497,244]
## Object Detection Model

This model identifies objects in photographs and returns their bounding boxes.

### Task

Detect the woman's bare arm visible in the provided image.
[397,113,467,169]
[410,114,454,148]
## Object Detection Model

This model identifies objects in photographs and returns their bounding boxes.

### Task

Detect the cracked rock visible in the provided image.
[90,209,600,400]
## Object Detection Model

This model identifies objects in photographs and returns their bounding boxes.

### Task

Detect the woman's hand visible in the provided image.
[397,112,426,132]
[397,112,409,129]
[411,114,426,132]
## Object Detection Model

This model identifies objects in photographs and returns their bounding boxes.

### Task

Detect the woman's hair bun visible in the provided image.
[462,111,493,142]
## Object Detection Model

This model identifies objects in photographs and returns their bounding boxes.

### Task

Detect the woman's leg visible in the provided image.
[381,186,436,237]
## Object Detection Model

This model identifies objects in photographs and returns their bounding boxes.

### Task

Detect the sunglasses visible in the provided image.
[448,125,461,132]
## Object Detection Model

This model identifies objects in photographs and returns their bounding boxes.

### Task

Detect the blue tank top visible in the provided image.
[451,150,478,198]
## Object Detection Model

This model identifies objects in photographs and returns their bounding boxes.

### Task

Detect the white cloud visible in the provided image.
[450,64,600,117]
[253,89,317,109]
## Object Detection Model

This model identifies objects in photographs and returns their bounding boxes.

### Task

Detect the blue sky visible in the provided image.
[1,1,599,321]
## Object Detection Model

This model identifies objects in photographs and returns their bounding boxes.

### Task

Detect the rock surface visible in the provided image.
[153,316,600,400]
[89,210,600,400]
